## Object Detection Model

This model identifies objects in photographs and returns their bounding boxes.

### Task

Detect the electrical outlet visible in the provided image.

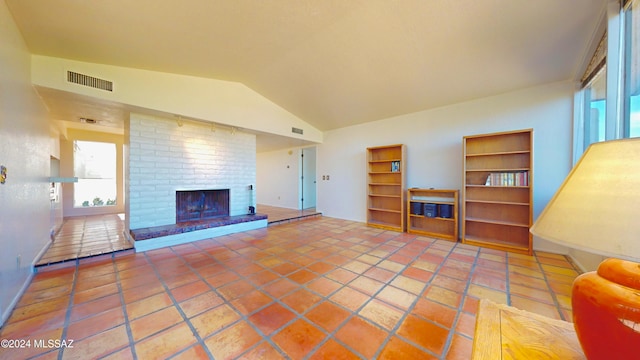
[326,175,330,180]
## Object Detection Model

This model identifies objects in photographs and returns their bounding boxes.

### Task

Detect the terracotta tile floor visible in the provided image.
[2,216,580,359]
[37,206,318,267]
[37,214,132,266]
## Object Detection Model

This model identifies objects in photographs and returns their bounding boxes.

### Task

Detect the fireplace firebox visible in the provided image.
[176,189,229,223]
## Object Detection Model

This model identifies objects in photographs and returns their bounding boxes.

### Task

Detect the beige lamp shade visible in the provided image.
[530,138,640,261]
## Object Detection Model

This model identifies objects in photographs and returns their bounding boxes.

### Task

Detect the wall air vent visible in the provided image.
[67,71,113,92]
[292,127,303,135]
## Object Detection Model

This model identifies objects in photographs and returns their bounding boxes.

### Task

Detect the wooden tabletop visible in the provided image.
[472,299,586,359]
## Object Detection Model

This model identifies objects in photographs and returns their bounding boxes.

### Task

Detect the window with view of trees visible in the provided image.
[73,140,117,207]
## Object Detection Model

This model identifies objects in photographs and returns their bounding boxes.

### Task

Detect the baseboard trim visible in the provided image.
[566,254,589,274]
[0,270,35,328]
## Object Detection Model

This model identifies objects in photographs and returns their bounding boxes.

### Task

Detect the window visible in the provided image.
[73,140,117,207]
[576,29,607,158]
[584,66,607,148]
[575,1,640,160]
[623,0,640,137]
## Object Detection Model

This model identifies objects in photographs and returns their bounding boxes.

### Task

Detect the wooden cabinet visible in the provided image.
[367,144,406,231]
[407,189,459,241]
[462,129,533,254]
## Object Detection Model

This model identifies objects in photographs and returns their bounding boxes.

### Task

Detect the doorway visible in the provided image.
[299,147,317,210]
[38,133,129,267]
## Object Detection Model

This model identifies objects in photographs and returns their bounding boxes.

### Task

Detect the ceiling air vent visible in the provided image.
[67,71,113,92]
[80,117,97,124]
[292,127,303,135]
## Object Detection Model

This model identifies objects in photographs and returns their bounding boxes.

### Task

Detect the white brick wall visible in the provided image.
[129,114,256,229]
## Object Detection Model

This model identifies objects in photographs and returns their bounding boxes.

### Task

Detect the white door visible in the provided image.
[300,147,317,209]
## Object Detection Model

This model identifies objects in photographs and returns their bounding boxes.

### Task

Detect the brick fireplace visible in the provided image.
[127,114,265,252]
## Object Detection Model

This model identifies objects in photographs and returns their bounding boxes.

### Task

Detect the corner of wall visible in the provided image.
[567,248,605,273]
[532,236,570,255]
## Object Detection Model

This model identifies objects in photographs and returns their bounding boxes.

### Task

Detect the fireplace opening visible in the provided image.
[176,189,229,223]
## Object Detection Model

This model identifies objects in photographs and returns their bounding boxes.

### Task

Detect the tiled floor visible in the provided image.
[37,214,132,266]
[2,216,580,359]
[37,206,319,267]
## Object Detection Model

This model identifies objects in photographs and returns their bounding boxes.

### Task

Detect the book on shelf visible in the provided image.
[484,171,529,186]
[391,161,401,172]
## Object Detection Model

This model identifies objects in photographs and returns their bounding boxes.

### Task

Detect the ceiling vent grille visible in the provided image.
[67,71,113,92]
[292,127,303,135]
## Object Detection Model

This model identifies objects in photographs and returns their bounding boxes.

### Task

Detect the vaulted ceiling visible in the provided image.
[6,0,605,150]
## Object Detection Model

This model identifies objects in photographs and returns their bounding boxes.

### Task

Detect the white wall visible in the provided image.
[569,249,605,272]
[256,148,300,209]
[49,155,64,235]
[0,2,51,326]
[315,81,575,250]
[30,56,322,145]
[128,114,256,229]
[49,129,64,234]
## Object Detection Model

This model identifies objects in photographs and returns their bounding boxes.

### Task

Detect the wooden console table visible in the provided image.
[472,299,585,359]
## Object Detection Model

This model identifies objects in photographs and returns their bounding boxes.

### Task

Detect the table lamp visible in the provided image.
[530,137,640,359]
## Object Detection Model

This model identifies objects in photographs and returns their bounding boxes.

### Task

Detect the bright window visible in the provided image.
[624,0,640,137]
[73,140,117,207]
[584,67,607,148]
[575,1,640,159]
